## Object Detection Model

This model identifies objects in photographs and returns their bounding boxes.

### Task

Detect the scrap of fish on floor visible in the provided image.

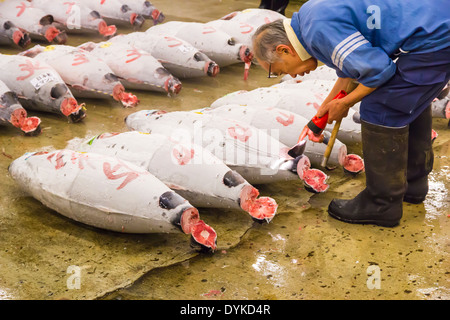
[119,0,165,25]
[0,53,86,122]
[79,41,182,96]
[0,0,67,44]
[198,104,364,174]
[20,44,139,108]
[8,149,217,252]
[125,109,330,193]
[210,82,362,145]
[145,21,253,79]
[71,0,145,28]
[69,131,278,223]
[0,79,41,135]
[29,0,117,37]
[0,18,31,48]
[109,32,220,79]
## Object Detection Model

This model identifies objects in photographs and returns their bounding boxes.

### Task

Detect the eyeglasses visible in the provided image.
[267,63,278,78]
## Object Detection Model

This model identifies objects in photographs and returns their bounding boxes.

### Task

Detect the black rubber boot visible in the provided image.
[328,120,409,227]
[258,0,290,15]
[404,105,434,204]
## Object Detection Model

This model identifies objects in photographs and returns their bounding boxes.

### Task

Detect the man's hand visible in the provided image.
[298,125,324,143]
[317,98,352,124]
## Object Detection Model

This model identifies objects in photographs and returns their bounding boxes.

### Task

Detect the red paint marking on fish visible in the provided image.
[103,160,145,190]
[72,53,89,66]
[239,23,254,34]
[172,145,195,165]
[276,111,294,126]
[164,36,182,47]
[202,26,216,34]
[228,124,252,142]
[306,102,320,111]
[63,2,76,14]
[70,152,89,170]
[16,60,49,81]
[16,2,29,17]
[125,48,142,64]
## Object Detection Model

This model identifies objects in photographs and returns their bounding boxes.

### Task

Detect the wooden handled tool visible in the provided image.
[320,81,358,168]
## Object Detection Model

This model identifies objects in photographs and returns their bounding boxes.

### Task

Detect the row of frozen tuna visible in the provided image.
[8,80,368,250]
[0,0,165,47]
[0,8,289,134]
[7,107,328,252]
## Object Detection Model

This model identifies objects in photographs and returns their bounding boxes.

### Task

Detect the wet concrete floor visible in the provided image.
[0,0,448,300]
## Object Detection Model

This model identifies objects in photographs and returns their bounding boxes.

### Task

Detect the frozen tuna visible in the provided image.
[280,65,339,83]
[220,8,286,27]
[72,131,278,222]
[79,41,181,96]
[210,83,362,145]
[145,21,253,68]
[200,104,364,173]
[118,0,164,24]
[206,19,257,50]
[20,44,139,107]
[110,32,220,78]
[0,0,67,44]
[431,97,450,120]
[72,0,145,28]
[124,109,331,192]
[0,53,86,122]
[0,18,31,48]
[0,80,41,135]
[30,0,117,37]
[9,149,217,251]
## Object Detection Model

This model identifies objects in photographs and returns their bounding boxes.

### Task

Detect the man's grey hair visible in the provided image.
[252,19,291,63]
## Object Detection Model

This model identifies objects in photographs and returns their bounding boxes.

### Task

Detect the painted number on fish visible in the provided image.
[276,111,294,126]
[239,23,254,34]
[16,2,30,17]
[228,124,252,142]
[103,160,148,190]
[30,72,58,90]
